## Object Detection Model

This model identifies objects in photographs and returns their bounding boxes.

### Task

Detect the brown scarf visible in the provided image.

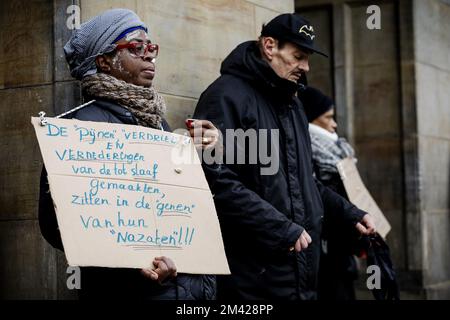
[82,73,166,129]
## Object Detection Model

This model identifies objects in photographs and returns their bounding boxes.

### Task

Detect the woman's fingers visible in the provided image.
[141,256,177,283]
[152,256,177,283]
[186,119,220,149]
[188,127,219,140]
[198,120,215,129]
[153,260,168,283]
[140,268,159,281]
[187,119,215,129]
[155,256,177,277]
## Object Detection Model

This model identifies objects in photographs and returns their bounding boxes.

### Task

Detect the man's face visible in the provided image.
[267,40,310,83]
[312,108,337,133]
[108,30,157,87]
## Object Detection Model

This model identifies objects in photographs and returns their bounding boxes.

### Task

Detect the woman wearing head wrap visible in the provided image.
[39,9,217,300]
[299,86,358,300]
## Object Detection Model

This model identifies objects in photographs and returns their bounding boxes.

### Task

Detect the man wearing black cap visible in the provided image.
[194,13,375,300]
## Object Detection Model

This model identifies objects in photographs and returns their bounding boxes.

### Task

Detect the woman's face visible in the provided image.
[312,107,337,133]
[98,29,157,87]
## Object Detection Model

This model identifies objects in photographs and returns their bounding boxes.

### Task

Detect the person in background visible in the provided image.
[300,86,359,300]
[39,8,217,300]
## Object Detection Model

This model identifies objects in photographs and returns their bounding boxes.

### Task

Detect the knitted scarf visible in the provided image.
[82,73,166,129]
[309,123,356,178]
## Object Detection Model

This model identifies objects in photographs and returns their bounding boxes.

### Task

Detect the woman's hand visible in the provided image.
[186,119,220,150]
[141,256,177,283]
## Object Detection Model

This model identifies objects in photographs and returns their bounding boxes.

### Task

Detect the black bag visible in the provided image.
[357,234,400,300]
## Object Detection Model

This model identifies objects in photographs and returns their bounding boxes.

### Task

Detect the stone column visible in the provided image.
[414,0,450,299]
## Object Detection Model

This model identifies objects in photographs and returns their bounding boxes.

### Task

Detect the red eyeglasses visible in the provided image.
[115,42,159,59]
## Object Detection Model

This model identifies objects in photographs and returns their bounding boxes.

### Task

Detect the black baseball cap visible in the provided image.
[261,13,328,57]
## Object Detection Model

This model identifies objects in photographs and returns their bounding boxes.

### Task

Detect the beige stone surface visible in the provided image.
[414,0,450,73]
[246,0,293,13]
[161,93,198,130]
[423,209,450,286]
[254,5,286,37]
[0,86,53,220]
[137,0,255,98]
[0,220,57,299]
[0,0,53,89]
[416,63,450,139]
[415,1,450,291]
[81,0,137,20]
[419,136,450,212]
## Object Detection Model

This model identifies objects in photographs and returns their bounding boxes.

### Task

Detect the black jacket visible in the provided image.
[193,41,366,300]
[314,169,359,300]
[38,99,215,300]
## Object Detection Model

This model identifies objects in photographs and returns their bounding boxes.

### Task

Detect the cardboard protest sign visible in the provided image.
[337,158,391,238]
[32,117,230,274]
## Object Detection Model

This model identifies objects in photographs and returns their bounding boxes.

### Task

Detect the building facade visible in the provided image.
[0,0,449,299]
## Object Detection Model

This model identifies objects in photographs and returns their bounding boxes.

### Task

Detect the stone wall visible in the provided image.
[414,0,450,299]
[0,0,60,300]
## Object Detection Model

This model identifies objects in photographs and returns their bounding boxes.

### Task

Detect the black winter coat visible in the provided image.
[314,170,359,300]
[38,99,216,300]
[193,41,366,300]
